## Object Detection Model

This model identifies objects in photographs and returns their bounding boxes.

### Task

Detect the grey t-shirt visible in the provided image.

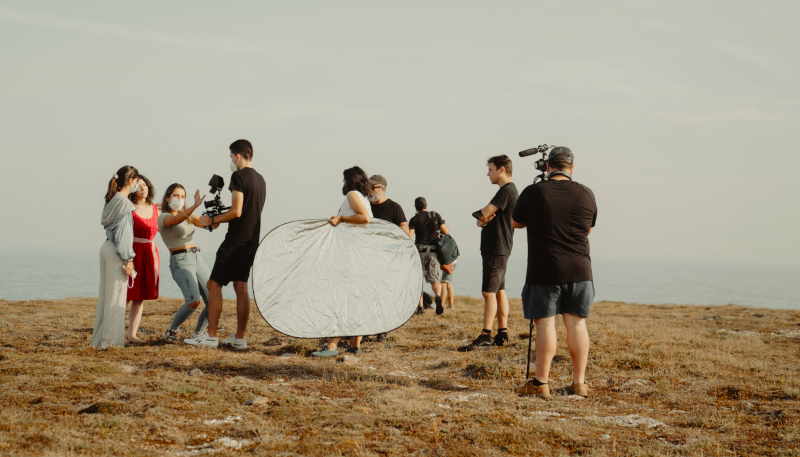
[158,213,196,250]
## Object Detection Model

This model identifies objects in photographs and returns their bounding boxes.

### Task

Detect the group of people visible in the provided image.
[92,139,598,400]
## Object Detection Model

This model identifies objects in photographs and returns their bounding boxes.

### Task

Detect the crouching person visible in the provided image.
[510,147,597,399]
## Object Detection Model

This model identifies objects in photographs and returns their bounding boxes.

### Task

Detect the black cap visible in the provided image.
[414,197,427,211]
[547,146,574,164]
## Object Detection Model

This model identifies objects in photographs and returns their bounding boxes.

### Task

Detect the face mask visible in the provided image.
[130,181,139,193]
[230,156,240,173]
[169,198,185,211]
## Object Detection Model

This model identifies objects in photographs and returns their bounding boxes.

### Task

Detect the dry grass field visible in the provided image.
[1,296,799,456]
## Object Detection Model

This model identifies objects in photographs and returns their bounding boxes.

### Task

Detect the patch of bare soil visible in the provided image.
[1,297,799,456]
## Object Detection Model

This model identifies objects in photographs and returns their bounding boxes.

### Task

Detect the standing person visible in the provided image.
[459,155,518,351]
[408,197,450,315]
[440,259,457,310]
[511,147,597,399]
[92,166,139,349]
[126,175,160,343]
[367,174,408,342]
[159,183,215,343]
[187,139,266,349]
[312,166,373,357]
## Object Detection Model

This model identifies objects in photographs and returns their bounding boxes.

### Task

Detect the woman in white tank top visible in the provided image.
[312,166,373,358]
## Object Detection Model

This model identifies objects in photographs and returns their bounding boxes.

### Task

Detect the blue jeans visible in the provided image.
[168,250,210,334]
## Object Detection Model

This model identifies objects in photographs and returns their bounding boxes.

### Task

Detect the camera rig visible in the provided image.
[518,144,553,184]
[202,174,231,232]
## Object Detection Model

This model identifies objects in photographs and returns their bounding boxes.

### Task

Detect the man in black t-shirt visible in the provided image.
[459,155,518,351]
[187,139,267,350]
[368,174,409,235]
[510,147,597,400]
[408,197,450,315]
[367,174,408,342]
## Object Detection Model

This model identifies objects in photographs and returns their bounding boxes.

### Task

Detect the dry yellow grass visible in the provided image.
[1,296,799,456]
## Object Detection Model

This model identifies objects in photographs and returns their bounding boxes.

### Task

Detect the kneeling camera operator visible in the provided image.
[184,139,267,350]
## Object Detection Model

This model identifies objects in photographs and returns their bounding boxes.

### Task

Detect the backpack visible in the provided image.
[427,212,460,272]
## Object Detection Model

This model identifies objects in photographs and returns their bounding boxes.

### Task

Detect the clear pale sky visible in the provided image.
[1,1,798,266]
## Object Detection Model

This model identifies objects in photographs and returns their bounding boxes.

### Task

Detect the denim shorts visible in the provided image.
[441,259,457,283]
[521,281,595,320]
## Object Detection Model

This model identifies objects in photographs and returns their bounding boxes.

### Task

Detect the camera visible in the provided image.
[202,174,231,232]
[518,144,553,183]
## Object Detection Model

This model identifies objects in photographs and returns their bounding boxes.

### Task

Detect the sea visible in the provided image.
[0,251,798,310]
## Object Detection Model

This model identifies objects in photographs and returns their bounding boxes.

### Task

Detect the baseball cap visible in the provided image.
[414,197,427,211]
[369,175,387,188]
[547,146,574,164]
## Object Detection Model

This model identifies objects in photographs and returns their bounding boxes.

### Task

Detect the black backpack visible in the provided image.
[427,212,460,267]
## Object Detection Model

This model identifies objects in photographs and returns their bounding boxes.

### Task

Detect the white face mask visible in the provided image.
[230,156,240,173]
[169,198,185,211]
[130,181,139,193]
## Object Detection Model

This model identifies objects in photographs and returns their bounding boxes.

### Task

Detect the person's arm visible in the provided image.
[408,228,415,240]
[114,214,136,276]
[163,190,205,227]
[399,221,410,236]
[512,221,526,229]
[198,191,243,227]
[329,193,371,226]
[439,223,450,235]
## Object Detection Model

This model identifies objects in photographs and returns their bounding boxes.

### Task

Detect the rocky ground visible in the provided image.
[1,296,799,456]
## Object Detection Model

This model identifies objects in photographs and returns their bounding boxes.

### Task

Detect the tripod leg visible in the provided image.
[525,318,534,380]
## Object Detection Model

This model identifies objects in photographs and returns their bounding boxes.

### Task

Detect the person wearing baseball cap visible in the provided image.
[408,196,450,315]
[511,146,598,400]
[367,174,409,342]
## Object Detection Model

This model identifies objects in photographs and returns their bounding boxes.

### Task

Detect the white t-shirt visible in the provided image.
[338,191,373,218]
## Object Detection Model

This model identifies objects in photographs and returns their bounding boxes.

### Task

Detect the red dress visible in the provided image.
[127,205,160,301]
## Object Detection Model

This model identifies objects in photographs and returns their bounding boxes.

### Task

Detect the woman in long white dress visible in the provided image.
[311,166,373,357]
[91,165,139,349]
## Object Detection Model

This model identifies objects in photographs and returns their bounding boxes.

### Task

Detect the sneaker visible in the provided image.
[376,332,387,343]
[311,348,339,357]
[562,382,590,397]
[514,380,552,399]
[221,335,247,350]
[435,295,444,315]
[493,332,509,347]
[457,333,493,352]
[422,292,433,309]
[162,329,178,343]
[184,333,219,348]
[415,307,425,315]
[345,347,361,355]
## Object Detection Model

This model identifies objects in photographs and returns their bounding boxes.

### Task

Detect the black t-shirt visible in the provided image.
[409,211,445,246]
[480,182,519,256]
[225,167,267,243]
[370,198,407,227]
[512,179,597,285]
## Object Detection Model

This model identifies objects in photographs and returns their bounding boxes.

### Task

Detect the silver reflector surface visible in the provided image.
[253,219,423,338]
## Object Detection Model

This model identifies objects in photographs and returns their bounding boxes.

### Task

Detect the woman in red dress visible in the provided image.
[126,175,160,343]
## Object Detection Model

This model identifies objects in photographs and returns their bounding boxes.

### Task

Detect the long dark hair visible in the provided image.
[129,174,155,205]
[105,165,139,203]
[161,183,187,213]
[342,166,371,196]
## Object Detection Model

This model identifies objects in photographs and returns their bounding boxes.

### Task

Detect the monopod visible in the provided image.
[525,318,534,379]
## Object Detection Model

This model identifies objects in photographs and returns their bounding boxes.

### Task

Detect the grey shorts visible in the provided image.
[441,259,457,283]
[418,246,441,283]
[522,281,595,320]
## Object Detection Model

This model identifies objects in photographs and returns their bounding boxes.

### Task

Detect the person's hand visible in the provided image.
[328,215,342,227]
[198,215,213,227]
[124,261,135,276]
[193,189,205,208]
[212,223,220,230]
[478,213,496,225]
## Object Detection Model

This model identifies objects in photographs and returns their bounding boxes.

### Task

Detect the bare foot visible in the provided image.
[127,336,144,344]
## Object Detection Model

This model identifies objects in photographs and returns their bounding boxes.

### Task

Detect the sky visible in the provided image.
[0,1,798,266]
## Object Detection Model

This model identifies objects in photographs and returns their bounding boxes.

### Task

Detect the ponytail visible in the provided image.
[105,165,139,203]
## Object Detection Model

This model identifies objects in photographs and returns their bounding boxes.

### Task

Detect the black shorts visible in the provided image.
[209,240,258,287]
[521,281,595,320]
[481,253,508,293]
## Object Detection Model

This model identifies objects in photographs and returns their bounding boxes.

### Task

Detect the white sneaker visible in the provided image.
[221,335,247,350]
[184,333,219,348]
